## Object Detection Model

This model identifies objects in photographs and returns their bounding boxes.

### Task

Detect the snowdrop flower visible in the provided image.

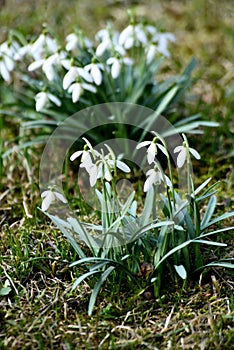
[153,33,176,57]
[174,143,200,168]
[70,143,99,163]
[35,91,61,112]
[136,138,167,165]
[91,154,130,186]
[119,24,148,49]
[106,56,133,79]
[84,60,104,86]
[67,81,97,103]
[144,166,171,192]
[14,44,31,61]
[0,41,15,83]
[95,29,125,57]
[144,168,163,192]
[65,32,93,51]
[30,33,58,60]
[41,189,67,212]
[63,65,93,90]
[31,50,67,81]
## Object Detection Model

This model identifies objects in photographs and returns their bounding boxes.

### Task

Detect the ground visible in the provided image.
[0,1,233,349]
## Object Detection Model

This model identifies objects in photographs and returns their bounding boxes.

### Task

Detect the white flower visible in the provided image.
[106,56,133,79]
[35,91,61,112]
[136,139,167,164]
[30,33,58,60]
[0,41,16,83]
[119,24,148,49]
[67,81,97,103]
[84,62,103,85]
[144,168,163,192]
[63,66,93,90]
[95,29,125,57]
[153,33,176,57]
[41,189,67,212]
[174,144,200,168]
[65,33,93,51]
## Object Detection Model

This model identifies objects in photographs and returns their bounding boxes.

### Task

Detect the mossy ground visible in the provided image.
[0,1,233,349]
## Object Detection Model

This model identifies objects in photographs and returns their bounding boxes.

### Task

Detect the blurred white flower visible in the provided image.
[30,33,58,60]
[144,168,163,192]
[153,33,176,57]
[95,29,125,57]
[35,91,61,112]
[63,66,93,90]
[144,167,171,192]
[67,81,97,103]
[106,56,133,79]
[119,24,147,49]
[84,62,104,85]
[65,33,93,51]
[174,144,200,168]
[136,139,167,164]
[0,41,16,83]
[41,189,67,212]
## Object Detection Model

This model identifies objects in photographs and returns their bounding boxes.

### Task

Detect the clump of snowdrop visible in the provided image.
[0,15,177,112]
[70,138,130,187]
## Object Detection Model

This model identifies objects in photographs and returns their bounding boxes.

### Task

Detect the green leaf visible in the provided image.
[72,270,100,290]
[201,211,234,231]
[205,262,234,269]
[88,266,115,316]
[201,195,217,228]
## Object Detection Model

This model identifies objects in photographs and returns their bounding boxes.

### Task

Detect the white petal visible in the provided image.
[136,141,151,149]
[41,191,54,211]
[104,167,112,182]
[119,25,133,46]
[45,66,55,81]
[91,65,102,85]
[54,192,67,203]
[174,146,183,154]
[0,62,11,83]
[135,26,147,44]
[111,60,121,79]
[124,37,134,50]
[45,36,58,52]
[96,41,108,56]
[61,59,71,70]
[31,34,45,55]
[177,148,186,168]
[146,45,157,64]
[71,83,82,103]
[89,165,98,187]
[35,92,47,112]
[157,143,168,156]
[28,59,44,71]
[82,83,97,93]
[4,55,14,71]
[147,143,156,164]
[47,93,61,106]
[41,190,50,198]
[189,148,201,160]
[70,150,83,161]
[63,67,78,90]
[116,160,131,173]
[77,67,93,82]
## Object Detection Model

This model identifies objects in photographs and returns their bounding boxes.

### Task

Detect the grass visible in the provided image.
[0,0,234,349]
